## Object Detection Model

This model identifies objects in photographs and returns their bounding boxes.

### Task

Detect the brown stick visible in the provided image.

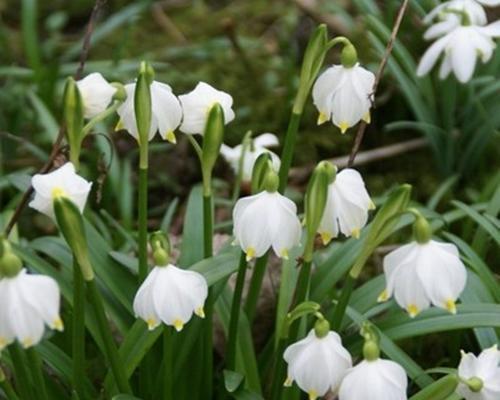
[347,0,410,167]
[3,0,107,237]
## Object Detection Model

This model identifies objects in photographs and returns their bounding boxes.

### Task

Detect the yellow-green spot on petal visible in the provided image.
[407,304,419,318]
[246,247,256,261]
[320,231,333,246]
[173,319,184,332]
[369,200,376,210]
[308,390,318,400]
[317,112,328,125]
[0,337,8,349]
[363,112,371,124]
[51,187,66,199]
[377,289,389,303]
[351,228,361,239]
[115,119,125,131]
[195,307,205,318]
[445,299,457,314]
[52,317,64,331]
[146,318,158,330]
[280,249,289,260]
[283,376,293,387]
[22,337,33,348]
[165,131,176,144]
[339,121,350,134]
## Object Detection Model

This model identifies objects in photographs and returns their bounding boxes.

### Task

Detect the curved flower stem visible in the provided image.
[8,345,34,400]
[0,368,19,400]
[86,279,132,394]
[244,253,269,323]
[72,261,86,400]
[25,348,48,400]
[138,166,148,283]
[163,327,173,400]
[226,252,248,370]
[278,112,302,194]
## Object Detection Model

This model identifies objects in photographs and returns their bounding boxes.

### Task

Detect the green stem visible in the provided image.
[25,348,48,400]
[244,253,269,323]
[203,195,213,258]
[81,101,122,137]
[0,374,19,400]
[86,279,132,394]
[138,167,148,283]
[8,345,34,400]
[163,327,173,400]
[330,275,355,331]
[226,252,248,370]
[72,262,86,400]
[278,112,302,194]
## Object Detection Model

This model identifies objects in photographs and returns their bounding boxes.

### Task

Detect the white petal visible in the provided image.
[476,0,500,6]
[133,268,161,329]
[76,73,117,118]
[416,36,449,77]
[450,30,478,83]
[424,19,459,40]
[382,243,418,299]
[269,194,302,258]
[312,66,345,120]
[253,133,279,149]
[150,81,182,139]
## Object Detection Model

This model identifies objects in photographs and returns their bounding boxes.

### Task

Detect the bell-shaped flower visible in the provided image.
[220,133,281,181]
[0,269,62,350]
[284,329,352,400]
[378,240,467,317]
[233,189,302,261]
[456,345,500,400]
[133,264,208,332]
[417,21,500,83]
[312,64,375,133]
[29,162,92,219]
[76,72,117,118]
[178,82,235,135]
[117,80,182,143]
[317,168,374,245]
[338,358,408,400]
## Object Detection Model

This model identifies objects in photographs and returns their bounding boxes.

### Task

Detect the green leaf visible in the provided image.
[224,370,245,393]
[178,185,204,266]
[409,375,459,400]
[451,201,500,247]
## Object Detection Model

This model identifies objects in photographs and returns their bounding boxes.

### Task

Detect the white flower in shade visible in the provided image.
[233,190,301,261]
[312,64,375,133]
[220,133,281,181]
[0,269,62,350]
[178,82,235,135]
[76,72,117,118]
[456,346,500,400]
[133,264,208,332]
[378,240,467,317]
[339,358,408,400]
[317,168,374,245]
[423,0,488,33]
[117,80,182,143]
[29,162,92,219]
[284,329,352,400]
[417,21,500,83]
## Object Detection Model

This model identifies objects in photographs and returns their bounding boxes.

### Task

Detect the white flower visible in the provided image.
[339,358,408,400]
[133,264,208,332]
[220,133,281,181]
[378,240,467,317]
[76,73,117,118]
[317,168,374,244]
[423,0,488,33]
[233,190,302,261]
[178,82,235,135]
[417,21,500,83]
[29,162,92,219]
[0,269,62,350]
[312,63,375,133]
[284,329,352,400]
[456,345,500,400]
[117,80,182,143]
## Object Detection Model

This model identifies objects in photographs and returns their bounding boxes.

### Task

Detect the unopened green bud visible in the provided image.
[0,251,22,278]
[150,231,171,266]
[111,82,127,102]
[251,153,273,194]
[466,377,483,392]
[341,43,358,68]
[135,61,153,159]
[314,317,330,338]
[201,103,225,196]
[262,170,279,193]
[413,214,431,244]
[63,77,84,167]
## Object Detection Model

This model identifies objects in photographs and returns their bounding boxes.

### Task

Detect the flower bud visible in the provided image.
[413,213,432,244]
[340,43,358,68]
[313,317,330,338]
[135,61,153,151]
[63,77,84,166]
[251,152,273,194]
[201,103,225,195]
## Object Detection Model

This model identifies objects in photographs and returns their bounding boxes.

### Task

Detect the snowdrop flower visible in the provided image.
[0,269,62,349]
[233,172,301,261]
[220,133,281,181]
[317,168,374,245]
[312,64,375,133]
[178,82,235,135]
[76,72,117,118]
[456,345,500,400]
[29,162,92,219]
[133,264,208,332]
[378,240,467,317]
[284,328,352,400]
[417,21,500,83]
[117,80,182,143]
[338,358,408,400]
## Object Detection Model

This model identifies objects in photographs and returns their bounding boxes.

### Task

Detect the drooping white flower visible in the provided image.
[283,329,352,400]
[0,269,63,350]
[378,240,467,317]
[76,72,117,118]
[417,21,500,83]
[178,82,235,135]
[29,162,92,219]
[133,264,208,332]
[339,358,408,400]
[233,190,302,261]
[317,168,374,244]
[220,133,281,181]
[423,0,489,34]
[117,80,182,143]
[456,345,500,400]
[312,64,375,133]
